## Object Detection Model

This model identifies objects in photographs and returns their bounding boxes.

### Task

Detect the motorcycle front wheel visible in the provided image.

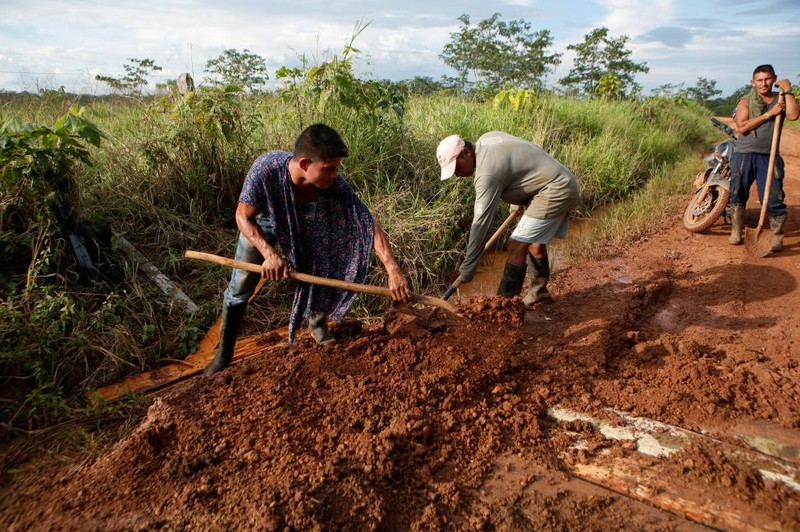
[683,182,731,233]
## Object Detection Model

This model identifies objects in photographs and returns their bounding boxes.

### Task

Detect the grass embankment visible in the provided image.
[1,90,713,440]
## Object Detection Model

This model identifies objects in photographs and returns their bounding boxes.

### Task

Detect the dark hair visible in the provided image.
[294,123,349,161]
[463,140,474,152]
[753,64,776,77]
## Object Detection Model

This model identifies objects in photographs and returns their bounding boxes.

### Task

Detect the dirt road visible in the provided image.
[3,127,800,530]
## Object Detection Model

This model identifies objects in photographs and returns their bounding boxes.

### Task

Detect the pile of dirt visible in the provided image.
[2,127,800,530]
[4,289,798,530]
[0,300,690,529]
[0,303,544,529]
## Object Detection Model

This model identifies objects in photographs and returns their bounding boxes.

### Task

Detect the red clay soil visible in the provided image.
[3,127,800,530]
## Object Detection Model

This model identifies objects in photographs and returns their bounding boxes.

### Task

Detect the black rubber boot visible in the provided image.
[523,255,552,305]
[769,213,787,252]
[204,303,247,377]
[729,204,745,245]
[496,262,527,297]
[308,312,336,345]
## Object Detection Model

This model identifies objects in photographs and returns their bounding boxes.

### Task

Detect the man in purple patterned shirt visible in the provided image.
[205,124,413,376]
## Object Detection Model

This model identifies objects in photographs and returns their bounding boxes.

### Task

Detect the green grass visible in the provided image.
[556,155,700,266]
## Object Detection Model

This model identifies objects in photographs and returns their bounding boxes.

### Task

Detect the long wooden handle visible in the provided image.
[185,250,456,313]
[443,210,518,300]
[756,91,785,231]
[486,210,519,251]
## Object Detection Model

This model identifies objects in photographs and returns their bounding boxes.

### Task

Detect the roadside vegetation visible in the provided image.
[0,14,773,457]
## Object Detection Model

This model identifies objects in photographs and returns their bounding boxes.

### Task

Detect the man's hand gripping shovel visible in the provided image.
[442,208,520,301]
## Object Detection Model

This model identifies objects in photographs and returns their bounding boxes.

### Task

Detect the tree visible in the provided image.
[440,13,562,94]
[275,21,406,124]
[707,85,751,117]
[559,27,648,98]
[685,77,722,103]
[595,73,623,99]
[95,58,162,95]
[204,49,269,92]
[387,76,446,97]
[650,82,685,98]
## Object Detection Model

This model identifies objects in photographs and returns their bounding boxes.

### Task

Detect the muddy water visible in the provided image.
[455,252,507,298]
[457,248,570,299]
[454,213,593,299]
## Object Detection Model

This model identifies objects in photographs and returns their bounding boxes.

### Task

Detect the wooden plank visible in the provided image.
[90,280,271,403]
[734,419,800,465]
[572,460,784,532]
[118,236,199,314]
[549,406,692,458]
[549,406,800,489]
[549,406,800,531]
[89,329,288,403]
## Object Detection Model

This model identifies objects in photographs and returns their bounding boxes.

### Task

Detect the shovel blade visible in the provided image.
[744,227,773,258]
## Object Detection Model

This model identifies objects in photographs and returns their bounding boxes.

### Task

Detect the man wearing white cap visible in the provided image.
[436,131,580,303]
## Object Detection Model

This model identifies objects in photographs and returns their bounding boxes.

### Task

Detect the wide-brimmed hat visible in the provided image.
[436,134,465,181]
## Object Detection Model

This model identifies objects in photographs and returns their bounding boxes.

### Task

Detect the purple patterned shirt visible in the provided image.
[239,151,375,342]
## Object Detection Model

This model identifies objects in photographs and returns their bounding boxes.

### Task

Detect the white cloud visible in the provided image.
[0,0,797,96]
[595,0,676,37]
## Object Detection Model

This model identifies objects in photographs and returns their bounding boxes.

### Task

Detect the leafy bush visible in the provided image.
[138,85,258,217]
[0,110,109,432]
[0,108,107,289]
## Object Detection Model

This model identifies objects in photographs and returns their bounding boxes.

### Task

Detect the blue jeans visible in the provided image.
[729,151,786,217]
[223,214,277,309]
[222,203,317,309]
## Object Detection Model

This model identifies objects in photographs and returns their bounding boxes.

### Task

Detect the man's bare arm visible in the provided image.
[235,202,288,280]
[734,98,784,135]
[373,220,413,303]
[735,81,799,134]
[777,79,800,121]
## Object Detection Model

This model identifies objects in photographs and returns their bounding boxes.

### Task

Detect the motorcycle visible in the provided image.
[683,117,737,232]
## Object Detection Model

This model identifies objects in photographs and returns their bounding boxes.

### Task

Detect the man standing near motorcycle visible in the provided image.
[729,64,799,250]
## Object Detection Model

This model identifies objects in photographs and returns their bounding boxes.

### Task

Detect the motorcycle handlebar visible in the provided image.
[711,117,737,140]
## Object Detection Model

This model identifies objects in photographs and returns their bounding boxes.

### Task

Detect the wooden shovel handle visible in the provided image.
[755,90,785,231]
[185,250,456,313]
[486,209,520,253]
[443,209,519,300]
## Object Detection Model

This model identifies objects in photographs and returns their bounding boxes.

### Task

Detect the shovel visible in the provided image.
[185,250,456,313]
[744,90,784,258]
[442,209,519,300]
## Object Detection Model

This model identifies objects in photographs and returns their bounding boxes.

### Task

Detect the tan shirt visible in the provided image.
[460,131,579,281]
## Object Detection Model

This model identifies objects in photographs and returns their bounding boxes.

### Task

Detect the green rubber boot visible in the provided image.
[523,255,553,305]
[205,303,247,377]
[308,312,336,345]
[496,262,527,297]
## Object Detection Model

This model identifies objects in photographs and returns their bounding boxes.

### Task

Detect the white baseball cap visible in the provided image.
[436,134,465,181]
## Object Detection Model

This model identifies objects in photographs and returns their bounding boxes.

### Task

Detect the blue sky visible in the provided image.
[1,0,798,97]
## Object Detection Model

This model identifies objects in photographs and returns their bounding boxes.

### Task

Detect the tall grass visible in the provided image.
[557,155,702,265]
[1,88,716,435]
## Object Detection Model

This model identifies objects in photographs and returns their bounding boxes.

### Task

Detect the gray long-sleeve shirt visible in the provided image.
[459,131,579,282]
